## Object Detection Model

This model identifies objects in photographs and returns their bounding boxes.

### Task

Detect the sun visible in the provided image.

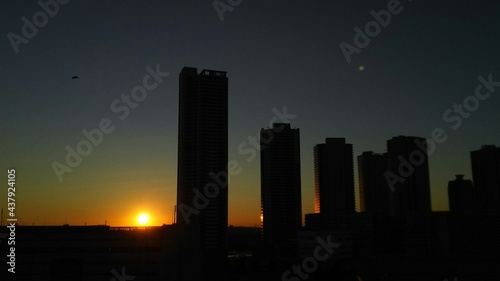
[137,213,149,225]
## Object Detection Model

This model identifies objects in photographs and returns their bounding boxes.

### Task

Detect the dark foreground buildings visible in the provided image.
[0,225,203,281]
[176,67,229,279]
[303,138,500,280]
[0,225,262,281]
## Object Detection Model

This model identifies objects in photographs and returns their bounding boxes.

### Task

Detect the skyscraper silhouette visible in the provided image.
[260,123,301,266]
[471,145,500,214]
[314,138,355,216]
[358,151,391,215]
[386,136,431,215]
[176,67,228,277]
[448,175,476,213]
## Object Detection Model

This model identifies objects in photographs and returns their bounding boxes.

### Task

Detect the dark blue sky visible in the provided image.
[1,0,499,226]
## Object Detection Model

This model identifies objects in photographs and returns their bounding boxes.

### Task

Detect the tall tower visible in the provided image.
[471,145,500,214]
[176,67,228,276]
[448,174,476,213]
[260,123,302,264]
[358,151,391,215]
[314,138,355,216]
[386,136,432,215]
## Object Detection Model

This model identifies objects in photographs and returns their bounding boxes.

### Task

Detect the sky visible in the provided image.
[1,0,499,227]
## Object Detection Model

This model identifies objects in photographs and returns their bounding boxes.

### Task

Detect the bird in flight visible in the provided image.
[72,76,79,79]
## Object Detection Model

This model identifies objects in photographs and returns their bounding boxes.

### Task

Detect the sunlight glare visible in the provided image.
[138,213,149,225]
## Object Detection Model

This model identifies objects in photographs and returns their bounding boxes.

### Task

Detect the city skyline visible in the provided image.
[1,1,500,227]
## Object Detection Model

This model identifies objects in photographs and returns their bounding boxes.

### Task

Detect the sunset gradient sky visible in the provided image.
[1,0,499,226]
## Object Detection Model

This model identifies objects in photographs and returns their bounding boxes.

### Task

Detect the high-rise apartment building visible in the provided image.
[176,67,228,277]
[386,136,432,215]
[260,123,302,264]
[358,151,391,215]
[471,145,500,214]
[314,138,355,216]
[448,174,476,213]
